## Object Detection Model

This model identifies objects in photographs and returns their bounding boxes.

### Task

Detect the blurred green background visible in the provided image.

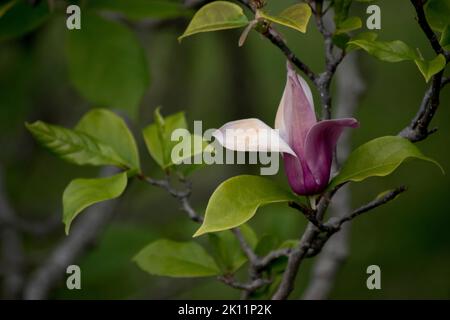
[0,0,449,299]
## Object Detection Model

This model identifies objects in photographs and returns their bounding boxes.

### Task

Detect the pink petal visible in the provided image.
[304,118,359,187]
[275,63,317,155]
[212,118,297,156]
[283,118,358,195]
[283,154,323,195]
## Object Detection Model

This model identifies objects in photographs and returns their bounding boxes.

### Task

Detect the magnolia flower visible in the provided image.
[213,63,359,196]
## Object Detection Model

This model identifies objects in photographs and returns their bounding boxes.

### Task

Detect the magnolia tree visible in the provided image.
[9,0,448,299]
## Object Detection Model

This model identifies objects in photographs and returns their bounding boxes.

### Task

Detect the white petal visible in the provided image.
[212,118,297,156]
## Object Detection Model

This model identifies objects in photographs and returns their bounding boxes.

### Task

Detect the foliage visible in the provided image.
[5,0,447,299]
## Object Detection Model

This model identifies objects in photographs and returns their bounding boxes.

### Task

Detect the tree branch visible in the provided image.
[0,165,25,299]
[410,0,449,58]
[302,52,366,300]
[272,191,334,299]
[399,72,447,142]
[23,167,120,300]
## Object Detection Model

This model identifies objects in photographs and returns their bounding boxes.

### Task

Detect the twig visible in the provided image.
[232,228,259,265]
[261,27,318,83]
[218,275,271,291]
[289,201,329,232]
[139,172,290,297]
[410,0,449,59]
[399,72,447,142]
[331,186,407,229]
[237,0,318,83]
[258,248,291,267]
[309,0,345,120]
[138,174,203,223]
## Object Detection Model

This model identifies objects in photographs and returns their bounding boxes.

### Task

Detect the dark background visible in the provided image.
[0,0,449,299]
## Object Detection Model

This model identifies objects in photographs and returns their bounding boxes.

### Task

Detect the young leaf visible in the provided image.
[208,224,257,273]
[76,109,140,173]
[335,16,362,34]
[87,0,191,20]
[142,110,188,169]
[134,239,220,277]
[66,13,149,117]
[258,3,312,34]
[424,0,450,32]
[346,31,378,51]
[26,121,127,168]
[347,39,417,62]
[142,109,208,175]
[414,54,446,82]
[63,172,128,234]
[0,0,50,41]
[330,136,443,189]
[194,175,298,237]
[178,1,249,41]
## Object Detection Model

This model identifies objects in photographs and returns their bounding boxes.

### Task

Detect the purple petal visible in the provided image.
[283,118,358,195]
[283,154,324,195]
[304,118,359,189]
[275,63,317,155]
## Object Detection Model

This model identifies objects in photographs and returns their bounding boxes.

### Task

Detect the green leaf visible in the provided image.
[330,136,443,189]
[347,39,417,62]
[178,1,248,41]
[142,109,208,175]
[258,3,312,33]
[133,239,220,277]
[415,54,446,82]
[143,109,187,169]
[76,109,140,173]
[194,175,298,237]
[87,0,191,20]
[63,172,128,234]
[65,13,149,117]
[440,25,450,50]
[26,121,128,168]
[425,0,450,32]
[0,0,50,41]
[346,31,378,51]
[208,224,257,273]
[336,16,362,34]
